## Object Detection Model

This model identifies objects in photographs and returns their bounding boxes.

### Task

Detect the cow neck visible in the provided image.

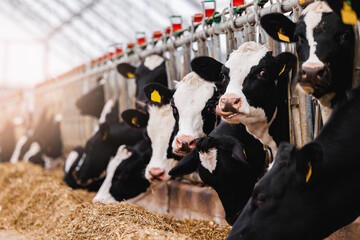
[245,107,278,158]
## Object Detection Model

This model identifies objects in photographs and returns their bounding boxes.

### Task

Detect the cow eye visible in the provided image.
[254,193,268,207]
[340,32,349,41]
[259,70,267,78]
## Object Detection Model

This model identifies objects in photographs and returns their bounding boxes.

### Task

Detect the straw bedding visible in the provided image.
[0,162,231,239]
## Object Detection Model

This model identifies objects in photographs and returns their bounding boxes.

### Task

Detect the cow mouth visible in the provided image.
[173,149,191,156]
[216,105,244,119]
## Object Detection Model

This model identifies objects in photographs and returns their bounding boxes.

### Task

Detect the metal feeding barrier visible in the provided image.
[0,0,322,151]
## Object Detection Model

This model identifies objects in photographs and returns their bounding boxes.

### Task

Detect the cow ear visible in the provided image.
[274,52,297,78]
[232,143,251,168]
[169,150,200,176]
[143,83,174,104]
[99,122,110,141]
[117,63,136,79]
[261,13,296,43]
[296,142,323,184]
[122,109,148,128]
[191,56,223,82]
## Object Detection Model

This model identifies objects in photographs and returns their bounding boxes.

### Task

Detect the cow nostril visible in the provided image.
[234,99,240,105]
[301,70,307,78]
[318,69,325,78]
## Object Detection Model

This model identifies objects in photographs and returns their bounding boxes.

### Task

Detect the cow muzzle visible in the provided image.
[216,94,245,119]
[148,167,166,181]
[173,136,197,156]
[297,63,331,97]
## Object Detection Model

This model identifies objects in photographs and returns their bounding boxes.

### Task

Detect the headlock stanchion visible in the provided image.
[2,0,320,152]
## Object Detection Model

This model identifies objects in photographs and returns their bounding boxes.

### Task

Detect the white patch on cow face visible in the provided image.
[199,148,217,173]
[75,153,87,171]
[144,55,164,70]
[64,151,79,173]
[10,135,28,163]
[145,104,177,181]
[172,72,216,147]
[301,2,333,68]
[222,42,269,114]
[93,145,132,204]
[99,99,114,124]
[23,141,41,161]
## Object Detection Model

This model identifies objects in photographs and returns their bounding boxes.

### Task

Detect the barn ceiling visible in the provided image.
[0,0,202,67]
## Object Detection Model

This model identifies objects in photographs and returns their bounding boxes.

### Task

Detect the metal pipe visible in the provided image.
[135,0,314,59]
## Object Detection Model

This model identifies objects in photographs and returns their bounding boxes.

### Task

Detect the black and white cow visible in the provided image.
[0,120,16,162]
[215,41,296,159]
[227,85,360,240]
[261,2,355,116]
[169,121,265,225]
[117,54,168,107]
[171,57,224,157]
[93,83,178,204]
[63,100,143,191]
[76,79,105,118]
[9,110,63,168]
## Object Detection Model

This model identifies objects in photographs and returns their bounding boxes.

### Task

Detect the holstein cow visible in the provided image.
[215,41,296,162]
[76,79,105,118]
[227,86,360,240]
[0,120,16,162]
[117,54,168,108]
[63,100,143,191]
[171,57,224,157]
[9,111,63,168]
[169,121,265,225]
[261,1,355,121]
[93,83,178,203]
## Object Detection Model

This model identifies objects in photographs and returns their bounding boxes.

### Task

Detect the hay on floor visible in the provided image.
[0,162,230,239]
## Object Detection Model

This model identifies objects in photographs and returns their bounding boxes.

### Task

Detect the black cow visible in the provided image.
[63,100,143,191]
[0,120,16,162]
[117,54,168,107]
[169,121,265,225]
[171,57,224,157]
[76,80,105,118]
[261,1,355,111]
[214,42,296,160]
[227,86,360,240]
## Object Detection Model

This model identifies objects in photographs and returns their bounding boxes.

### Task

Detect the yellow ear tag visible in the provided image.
[306,162,312,183]
[277,28,290,43]
[131,117,140,127]
[299,0,305,4]
[243,148,247,159]
[279,64,286,76]
[151,90,161,103]
[341,1,358,25]
[127,72,135,78]
[102,131,108,141]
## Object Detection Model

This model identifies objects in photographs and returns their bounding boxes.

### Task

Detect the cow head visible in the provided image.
[122,83,178,181]
[216,42,296,127]
[261,1,355,107]
[92,142,151,203]
[227,142,325,240]
[75,82,105,118]
[171,57,224,157]
[170,122,265,225]
[117,54,168,106]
